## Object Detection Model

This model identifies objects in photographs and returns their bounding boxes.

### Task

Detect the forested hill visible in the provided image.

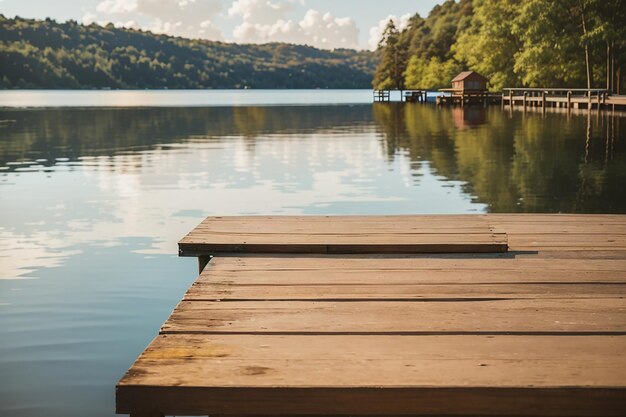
[0,15,378,89]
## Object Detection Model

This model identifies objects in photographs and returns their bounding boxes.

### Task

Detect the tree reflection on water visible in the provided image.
[1,103,624,212]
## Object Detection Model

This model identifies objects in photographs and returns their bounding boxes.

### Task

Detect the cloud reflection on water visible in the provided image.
[0,115,481,279]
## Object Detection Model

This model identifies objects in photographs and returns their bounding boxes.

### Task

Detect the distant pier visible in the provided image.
[373,89,428,103]
[372,87,626,110]
[375,70,625,110]
[502,88,626,111]
[436,89,502,106]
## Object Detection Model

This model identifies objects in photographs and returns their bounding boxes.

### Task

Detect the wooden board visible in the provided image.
[162,298,626,334]
[179,215,509,255]
[119,214,626,417]
[117,334,626,416]
[490,214,626,252]
[185,282,626,301]
[204,254,626,272]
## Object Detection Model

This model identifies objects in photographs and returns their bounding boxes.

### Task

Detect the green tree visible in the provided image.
[405,56,461,90]
[372,19,406,89]
[592,0,626,92]
[512,0,586,87]
[452,0,523,90]
[404,55,425,89]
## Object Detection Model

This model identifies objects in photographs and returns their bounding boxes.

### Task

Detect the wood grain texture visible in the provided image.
[179,215,509,255]
[204,255,626,271]
[185,282,626,301]
[161,298,626,334]
[119,214,626,417]
[117,334,626,416]
[120,334,626,387]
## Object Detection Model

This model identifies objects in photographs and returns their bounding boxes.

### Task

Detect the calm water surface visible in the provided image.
[0,91,625,416]
[0,89,377,107]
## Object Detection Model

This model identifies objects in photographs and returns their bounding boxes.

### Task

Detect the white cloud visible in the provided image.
[198,19,222,39]
[87,0,223,40]
[96,0,137,14]
[228,0,292,25]
[297,10,359,49]
[368,13,411,51]
[229,1,359,50]
[148,18,182,34]
[135,0,220,26]
[82,11,98,25]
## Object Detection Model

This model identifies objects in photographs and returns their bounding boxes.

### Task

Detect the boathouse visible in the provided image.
[437,70,499,106]
[451,70,488,92]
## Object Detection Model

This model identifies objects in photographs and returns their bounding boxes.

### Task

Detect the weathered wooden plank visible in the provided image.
[184,233,506,244]
[185,231,626,245]
[184,282,626,301]
[188,216,626,238]
[491,225,626,234]
[117,334,626,416]
[179,216,508,255]
[204,255,626,272]
[185,216,496,235]
[191,224,494,234]
[121,334,626,387]
[195,268,626,284]
[508,234,626,245]
[486,214,626,223]
[161,298,626,334]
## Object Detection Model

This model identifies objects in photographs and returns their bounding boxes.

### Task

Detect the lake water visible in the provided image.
[0,90,625,417]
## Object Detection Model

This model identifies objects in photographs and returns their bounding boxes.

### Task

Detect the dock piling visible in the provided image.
[567,90,572,108]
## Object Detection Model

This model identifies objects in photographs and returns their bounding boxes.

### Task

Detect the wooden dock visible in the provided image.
[502,88,626,111]
[117,214,626,417]
[436,89,502,106]
[373,89,428,103]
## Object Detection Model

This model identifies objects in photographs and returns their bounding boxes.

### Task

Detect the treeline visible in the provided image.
[0,15,377,89]
[373,0,626,92]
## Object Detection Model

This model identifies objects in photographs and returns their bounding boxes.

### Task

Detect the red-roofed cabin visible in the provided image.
[451,71,488,92]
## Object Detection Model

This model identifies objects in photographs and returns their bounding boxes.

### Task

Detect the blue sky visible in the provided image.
[0,0,444,50]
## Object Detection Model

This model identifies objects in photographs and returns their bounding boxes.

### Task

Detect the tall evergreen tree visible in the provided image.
[372,20,406,89]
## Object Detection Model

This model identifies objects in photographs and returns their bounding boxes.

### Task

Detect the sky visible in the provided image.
[0,0,444,50]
